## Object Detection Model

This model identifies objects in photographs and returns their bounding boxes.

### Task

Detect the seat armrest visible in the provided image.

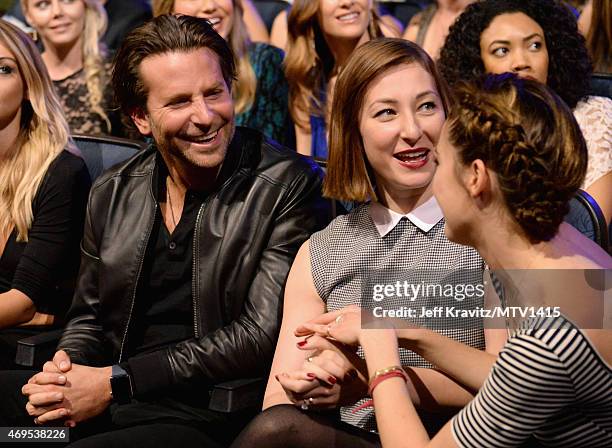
[15,329,63,368]
[208,378,265,413]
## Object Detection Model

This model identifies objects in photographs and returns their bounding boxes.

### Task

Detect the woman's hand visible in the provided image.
[278,335,370,409]
[295,305,364,346]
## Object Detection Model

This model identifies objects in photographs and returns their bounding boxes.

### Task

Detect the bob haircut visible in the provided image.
[324,38,450,202]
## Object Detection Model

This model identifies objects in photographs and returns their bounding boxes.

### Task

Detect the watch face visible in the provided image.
[111,370,132,404]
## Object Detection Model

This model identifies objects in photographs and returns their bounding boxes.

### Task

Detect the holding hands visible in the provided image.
[275,334,368,410]
[275,306,401,410]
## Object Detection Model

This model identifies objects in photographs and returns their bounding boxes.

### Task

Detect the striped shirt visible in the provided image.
[452,316,612,447]
[310,199,485,431]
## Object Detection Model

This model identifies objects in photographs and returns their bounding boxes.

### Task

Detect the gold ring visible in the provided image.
[335,314,344,325]
[326,324,332,337]
[307,356,314,363]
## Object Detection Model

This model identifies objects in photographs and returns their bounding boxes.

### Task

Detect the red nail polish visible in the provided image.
[297,340,308,347]
[306,373,316,379]
[328,376,337,384]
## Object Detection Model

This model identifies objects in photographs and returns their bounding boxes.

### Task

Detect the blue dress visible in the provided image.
[309,81,328,159]
[310,113,328,159]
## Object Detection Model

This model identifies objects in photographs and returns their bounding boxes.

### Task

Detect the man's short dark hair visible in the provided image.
[112,14,237,116]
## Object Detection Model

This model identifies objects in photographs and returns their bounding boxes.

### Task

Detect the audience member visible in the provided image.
[289,74,612,448]
[0,15,329,446]
[231,39,505,448]
[286,0,390,156]
[402,0,474,59]
[20,0,122,137]
[579,0,611,74]
[0,19,90,369]
[153,0,294,147]
[269,1,402,53]
[9,0,153,51]
[439,0,612,224]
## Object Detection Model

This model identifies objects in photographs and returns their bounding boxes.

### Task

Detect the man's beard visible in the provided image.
[155,121,235,171]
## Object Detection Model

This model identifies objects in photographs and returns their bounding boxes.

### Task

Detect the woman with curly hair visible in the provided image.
[0,20,90,368]
[293,74,612,448]
[438,0,612,224]
[286,0,395,157]
[152,0,294,147]
[21,0,120,136]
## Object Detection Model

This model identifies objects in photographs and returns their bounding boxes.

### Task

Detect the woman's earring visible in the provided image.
[28,29,38,42]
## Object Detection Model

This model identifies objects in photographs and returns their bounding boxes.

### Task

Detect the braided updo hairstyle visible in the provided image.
[439,0,591,109]
[447,74,587,243]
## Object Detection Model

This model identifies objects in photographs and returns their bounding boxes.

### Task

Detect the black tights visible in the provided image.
[230,404,381,448]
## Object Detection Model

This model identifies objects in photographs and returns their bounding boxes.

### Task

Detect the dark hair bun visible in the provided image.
[449,74,587,243]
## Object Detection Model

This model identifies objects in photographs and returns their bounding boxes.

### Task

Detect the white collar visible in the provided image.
[369,196,444,237]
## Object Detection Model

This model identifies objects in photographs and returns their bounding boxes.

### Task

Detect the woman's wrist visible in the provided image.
[360,330,402,378]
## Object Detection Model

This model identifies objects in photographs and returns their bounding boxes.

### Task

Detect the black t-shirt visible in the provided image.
[0,150,91,316]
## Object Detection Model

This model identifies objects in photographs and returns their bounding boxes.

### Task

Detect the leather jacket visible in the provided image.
[58,128,330,396]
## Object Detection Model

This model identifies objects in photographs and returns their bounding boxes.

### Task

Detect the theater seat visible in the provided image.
[73,134,147,180]
[565,189,609,252]
[590,72,612,100]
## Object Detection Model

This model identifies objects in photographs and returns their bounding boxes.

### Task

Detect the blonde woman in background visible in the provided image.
[0,19,90,369]
[21,0,121,136]
[153,0,294,147]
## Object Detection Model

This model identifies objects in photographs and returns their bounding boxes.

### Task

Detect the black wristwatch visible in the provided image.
[110,364,133,404]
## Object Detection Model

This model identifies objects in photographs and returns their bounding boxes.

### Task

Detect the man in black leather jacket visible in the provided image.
[4,15,329,447]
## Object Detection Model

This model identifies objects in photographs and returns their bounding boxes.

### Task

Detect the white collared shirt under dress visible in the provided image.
[309,198,486,432]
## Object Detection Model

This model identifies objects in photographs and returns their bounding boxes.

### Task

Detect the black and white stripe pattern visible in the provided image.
[452,316,612,447]
[309,203,485,431]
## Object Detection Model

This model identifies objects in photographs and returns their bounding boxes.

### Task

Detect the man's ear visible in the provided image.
[130,107,151,136]
[464,159,490,199]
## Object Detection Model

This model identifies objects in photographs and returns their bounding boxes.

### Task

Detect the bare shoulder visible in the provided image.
[402,12,422,41]
[552,223,612,268]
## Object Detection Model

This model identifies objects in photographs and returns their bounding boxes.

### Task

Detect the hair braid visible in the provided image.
[449,75,586,243]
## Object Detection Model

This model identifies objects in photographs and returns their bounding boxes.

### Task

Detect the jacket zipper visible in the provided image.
[118,186,158,363]
[191,202,206,338]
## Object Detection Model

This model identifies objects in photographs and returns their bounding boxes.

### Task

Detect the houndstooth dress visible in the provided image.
[309,199,486,432]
